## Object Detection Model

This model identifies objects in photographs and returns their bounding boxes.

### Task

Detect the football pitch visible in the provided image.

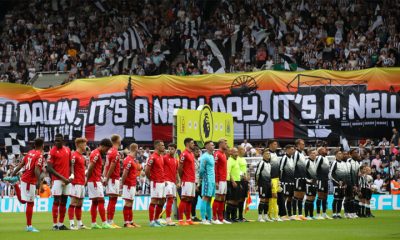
[1,211,399,240]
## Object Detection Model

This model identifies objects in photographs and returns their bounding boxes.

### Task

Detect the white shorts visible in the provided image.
[122,185,136,201]
[181,182,196,197]
[51,180,72,196]
[165,181,177,197]
[106,179,120,195]
[88,181,104,199]
[150,181,165,199]
[21,181,36,202]
[216,181,227,195]
[70,184,86,199]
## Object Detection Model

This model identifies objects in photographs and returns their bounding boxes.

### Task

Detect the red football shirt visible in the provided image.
[146,152,164,183]
[179,149,195,182]
[21,150,43,185]
[88,149,103,182]
[48,146,71,181]
[214,150,227,182]
[105,147,121,180]
[163,154,178,183]
[123,155,137,187]
[71,151,86,185]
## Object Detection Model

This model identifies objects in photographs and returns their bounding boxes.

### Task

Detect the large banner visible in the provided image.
[1,194,399,213]
[1,68,400,143]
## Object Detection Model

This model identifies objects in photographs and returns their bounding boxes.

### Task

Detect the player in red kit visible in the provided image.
[121,143,142,228]
[178,138,196,226]
[104,134,122,228]
[10,138,44,232]
[68,138,89,230]
[145,140,166,227]
[87,138,113,229]
[47,134,72,230]
[164,143,179,226]
[212,138,231,224]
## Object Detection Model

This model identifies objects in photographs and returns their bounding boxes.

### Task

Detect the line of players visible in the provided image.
[7,135,375,232]
[255,139,375,222]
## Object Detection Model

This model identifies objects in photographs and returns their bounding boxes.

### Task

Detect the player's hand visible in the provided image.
[62,178,70,184]
[232,181,237,188]
[339,181,343,186]
[177,183,181,188]
[216,182,219,190]
[272,193,277,198]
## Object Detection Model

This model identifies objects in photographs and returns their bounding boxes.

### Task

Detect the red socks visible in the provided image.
[59,202,67,223]
[178,200,192,221]
[26,202,34,226]
[68,205,75,220]
[213,200,225,221]
[98,199,106,222]
[14,184,26,204]
[75,206,82,221]
[52,201,59,224]
[91,200,98,223]
[123,206,132,222]
[185,201,192,220]
[166,197,174,218]
[149,203,156,221]
[212,201,218,220]
[129,207,133,222]
[107,197,118,222]
[155,204,163,221]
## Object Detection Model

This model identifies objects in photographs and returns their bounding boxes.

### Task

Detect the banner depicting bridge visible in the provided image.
[0,68,400,143]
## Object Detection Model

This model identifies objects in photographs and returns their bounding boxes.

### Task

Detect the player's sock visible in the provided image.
[212,200,218,220]
[107,197,117,223]
[258,202,265,215]
[231,205,238,220]
[178,200,186,221]
[206,201,212,221]
[361,203,365,216]
[366,206,371,216]
[322,198,327,213]
[59,202,67,224]
[14,183,26,204]
[304,200,310,217]
[285,199,292,216]
[52,201,60,224]
[98,199,106,222]
[185,201,192,221]
[200,200,207,220]
[270,198,278,219]
[291,197,297,216]
[238,201,244,220]
[310,200,314,217]
[191,196,198,218]
[332,199,337,214]
[316,198,322,214]
[343,200,349,214]
[352,200,358,215]
[68,204,75,222]
[26,202,34,226]
[166,197,174,219]
[91,200,98,223]
[218,201,225,221]
[149,203,156,222]
[75,206,82,222]
[129,206,133,223]
[123,206,130,223]
[263,201,269,217]
[297,197,303,215]
[155,204,163,221]
[337,199,343,214]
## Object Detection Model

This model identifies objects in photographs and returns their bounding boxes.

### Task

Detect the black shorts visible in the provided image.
[227,181,241,201]
[361,188,372,200]
[295,178,307,192]
[240,180,249,199]
[333,183,345,199]
[317,180,328,193]
[281,182,294,197]
[345,184,354,198]
[305,181,317,196]
[258,182,272,199]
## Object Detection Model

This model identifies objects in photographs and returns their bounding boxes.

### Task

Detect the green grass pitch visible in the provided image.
[0,211,399,240]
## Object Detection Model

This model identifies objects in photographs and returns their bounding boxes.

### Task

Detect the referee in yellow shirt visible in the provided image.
[225,147,242,222]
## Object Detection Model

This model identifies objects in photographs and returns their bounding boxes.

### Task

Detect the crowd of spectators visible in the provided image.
[0,0,399,85]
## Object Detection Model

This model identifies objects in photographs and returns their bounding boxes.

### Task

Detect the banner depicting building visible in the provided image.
[0,68,400,143]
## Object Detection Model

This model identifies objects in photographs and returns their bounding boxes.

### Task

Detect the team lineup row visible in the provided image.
[4,135,374,232]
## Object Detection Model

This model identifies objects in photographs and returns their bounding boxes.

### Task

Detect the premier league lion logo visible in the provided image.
[203,113,210,138]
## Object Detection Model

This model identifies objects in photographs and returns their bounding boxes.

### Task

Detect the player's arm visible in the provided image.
[34,165,41,189]
[70,156,75,181]
[178,154,184,178]
[199,155,205,178]
[105,161,116,183]
[47,162,70,184]
[145,157,152,180]
[329,161,338,183]
[86,161,95,181]
[254,162,261,186]
[11,159,25,176]
[121,166,129,185]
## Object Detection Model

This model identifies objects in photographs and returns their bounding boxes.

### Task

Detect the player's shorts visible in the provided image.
[227,181,241,201]
[51,180,72,196]
[295,178,307,192]
[165,181,177,197]
[281,182,294,197]
[150,181,165,199]
[345,184,354,198]
[258,182,272,199]
[202,181,216,197]
[271,178,279,195]
[216,181,227,195]
[333,182,345,199]
[361,188,372,200]
[122,185,136,201]
[317,180,328,193]
[106,179,120,195]
[21,181,36,202]
[70,184,85,199]
[88,181,104,199]
[305,181,317,196]
[181,181,196,197]
[239,180,249,198]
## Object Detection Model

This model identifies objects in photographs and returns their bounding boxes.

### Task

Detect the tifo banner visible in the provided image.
[1,68,400,143]
[1,194,399,213]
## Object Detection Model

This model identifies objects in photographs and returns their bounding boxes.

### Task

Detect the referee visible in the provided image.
[225,147,242,222]
[237,146,249,222]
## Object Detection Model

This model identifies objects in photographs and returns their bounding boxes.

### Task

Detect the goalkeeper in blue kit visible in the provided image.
[199,141,216,225]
